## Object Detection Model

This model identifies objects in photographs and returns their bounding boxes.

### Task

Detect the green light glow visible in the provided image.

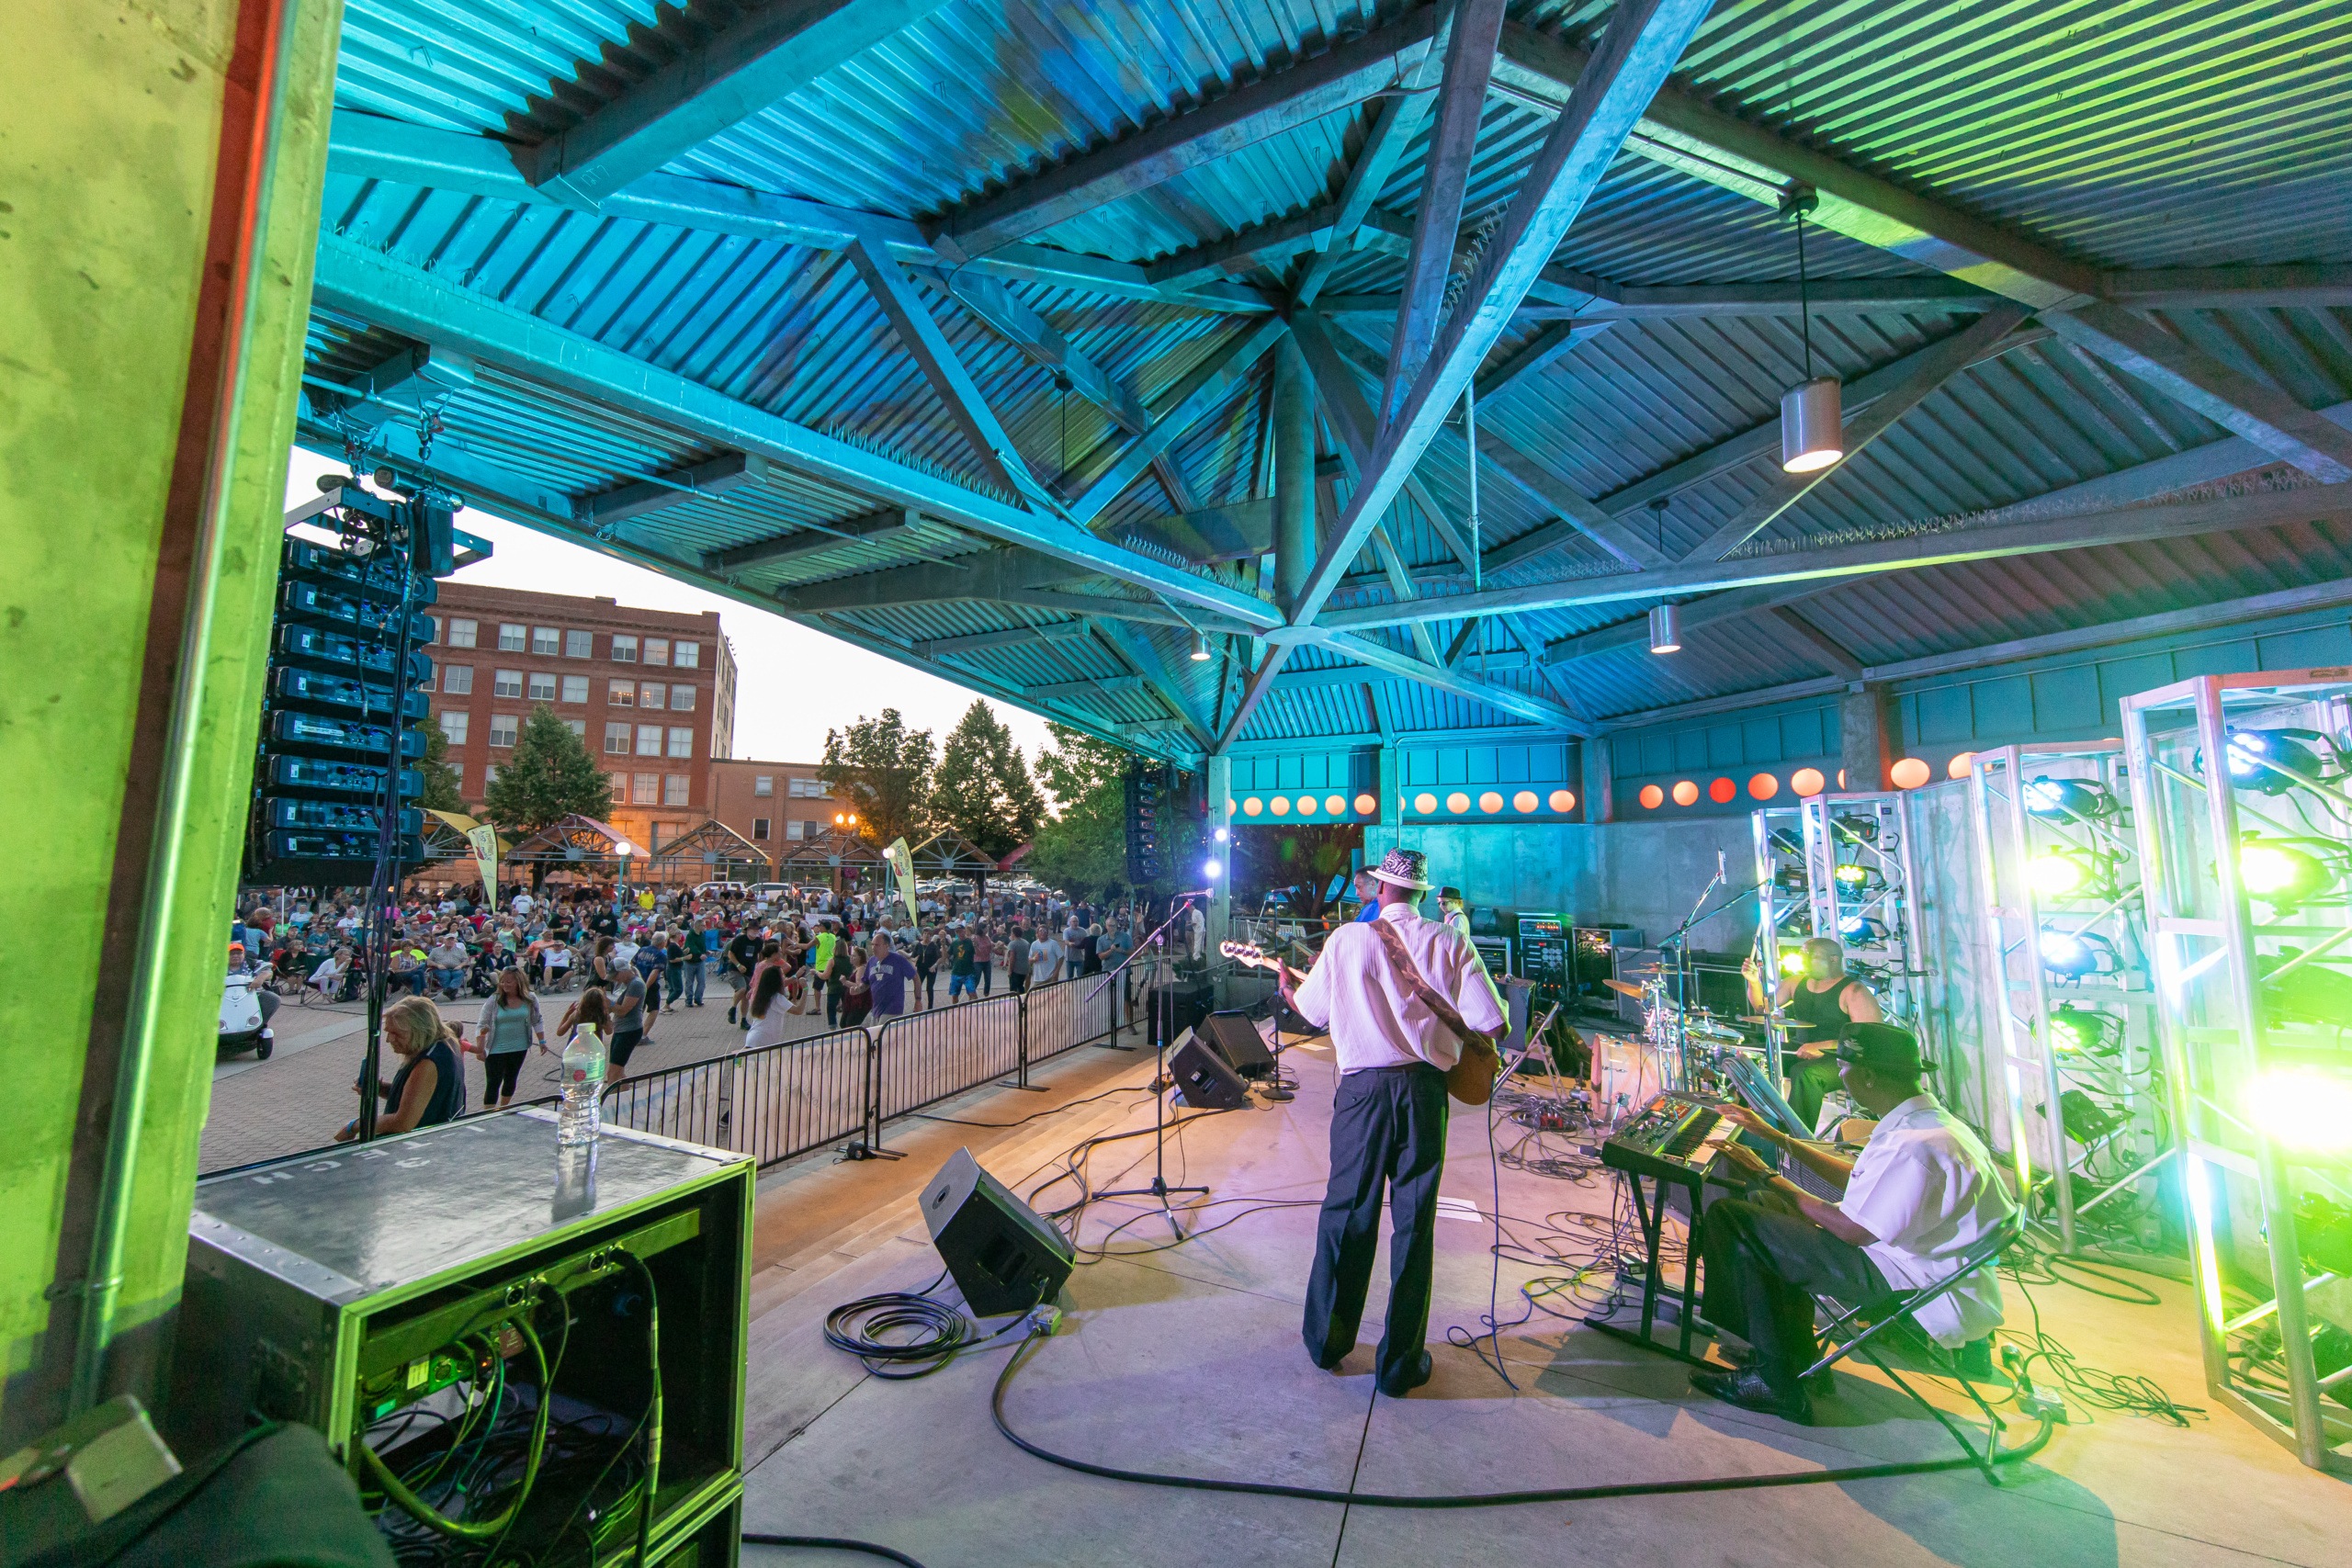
[2030,850,2092,897]
[2247,1068,2352,1153]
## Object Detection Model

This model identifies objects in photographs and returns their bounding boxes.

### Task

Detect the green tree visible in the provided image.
[819,708,935,846]
[1023,726,1203,900]
[483,704,612,835]
[417,722,466,814]
[930,700,1045,859]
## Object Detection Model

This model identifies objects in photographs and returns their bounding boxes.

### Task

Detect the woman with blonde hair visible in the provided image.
[334,996,464,1141]
[469,965,547,1111]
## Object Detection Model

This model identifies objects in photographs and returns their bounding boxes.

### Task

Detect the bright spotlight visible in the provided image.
[2247,1068,2352,1153]
[2030,848,2106,899]
[1778,949,1807,977]
[1214,827,1230,843]
[2023,776,2118,820]
[2040,927,2117,978]
[2238,836,2334,908]
[2206,728,2324,797]
[1202,859,1222,880]
[2049,1003,2117,1055]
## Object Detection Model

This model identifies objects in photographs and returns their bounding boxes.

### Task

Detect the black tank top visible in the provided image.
[1786,976,1858,1037]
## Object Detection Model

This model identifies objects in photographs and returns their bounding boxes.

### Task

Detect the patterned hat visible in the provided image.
[1369,848,1430,890]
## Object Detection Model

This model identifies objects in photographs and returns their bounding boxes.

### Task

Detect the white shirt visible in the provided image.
[744,1004,791,1050]
[1838,1095,2016,1346]
[1032,938,1065,982]
[1292,904,1506,1074]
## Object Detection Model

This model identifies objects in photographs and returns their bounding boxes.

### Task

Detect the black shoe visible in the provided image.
[1732,1345,1837,1401]
[1689,1365,1813,1425]
[1375,1351,1433,1397]
[727,1006,736,1023]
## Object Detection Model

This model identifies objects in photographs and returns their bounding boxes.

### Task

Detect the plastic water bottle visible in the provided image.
[559,1026,605,1146]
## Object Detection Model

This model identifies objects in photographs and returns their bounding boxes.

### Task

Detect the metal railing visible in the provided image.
[598,974,1131,1169]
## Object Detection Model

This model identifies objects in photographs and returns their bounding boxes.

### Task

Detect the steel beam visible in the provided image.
[1291,0,1718,631]
[996,590,1261,637]
[1478,432,1667,569]
[924,11,1441,258]
[1475,321,1611,403]
[311,235,1280,630]
[1327,485,2352,629]
[577,450,770,527]
[1114,498,1274,564]
[522,0,952,204]
[1217,645,1294,750]
[1147,204,1348,289]
[915,621,1090,658]
[2046,305,2352,483]
[1067,314,1289,524]
[703,507,921,572]
[910,267,1149,434]
[1767,605,1864,678]
[1093,617,1214,749]
[1295,85,1439,306]
[1317,276,2003,320]
[1679,305,2033,560]
[1023,674,1148,700]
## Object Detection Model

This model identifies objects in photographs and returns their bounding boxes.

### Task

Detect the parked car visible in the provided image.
[692,880,748,900]
[747,882,793,906]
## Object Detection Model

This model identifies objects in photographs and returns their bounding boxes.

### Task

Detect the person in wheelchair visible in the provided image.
[1694,1022,2015,1424]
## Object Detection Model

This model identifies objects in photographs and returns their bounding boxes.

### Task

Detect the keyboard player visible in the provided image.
[1690,1023,2014,1425]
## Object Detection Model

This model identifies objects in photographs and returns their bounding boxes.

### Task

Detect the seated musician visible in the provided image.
[1692,1023,2015,1425]
[1742,936,1882,1132]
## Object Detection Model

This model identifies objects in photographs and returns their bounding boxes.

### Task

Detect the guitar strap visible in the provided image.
[1365,916,1491,1056]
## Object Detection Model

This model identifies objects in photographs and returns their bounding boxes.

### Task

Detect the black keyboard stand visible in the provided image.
[1584,1166,1713,1367]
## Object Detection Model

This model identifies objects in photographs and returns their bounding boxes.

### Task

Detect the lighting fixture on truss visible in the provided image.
[2030,847,2114,899]
[2199,727,2335,798]
[2023,775,2120,820]
[2040,926,2122,979]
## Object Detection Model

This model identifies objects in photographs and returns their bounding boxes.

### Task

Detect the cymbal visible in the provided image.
[1602,977,1649,998]
[1738,1014,1819,1033]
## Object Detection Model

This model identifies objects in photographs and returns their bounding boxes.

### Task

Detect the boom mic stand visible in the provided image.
[1093,893,1212,1239]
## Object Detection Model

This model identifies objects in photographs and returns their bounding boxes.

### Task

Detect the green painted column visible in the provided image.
[1204,754,1231,953]
[1,0,345,1448]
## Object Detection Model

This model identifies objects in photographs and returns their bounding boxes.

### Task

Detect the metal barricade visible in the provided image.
[873,995,1023,1121]
[601,1024,873,1168]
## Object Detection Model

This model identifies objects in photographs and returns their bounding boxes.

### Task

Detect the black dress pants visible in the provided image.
[1303,1063,1449,1393]
[1699,1198,1888,1398]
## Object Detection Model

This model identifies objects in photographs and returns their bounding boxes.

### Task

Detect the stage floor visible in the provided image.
[735,1037,2351,1567]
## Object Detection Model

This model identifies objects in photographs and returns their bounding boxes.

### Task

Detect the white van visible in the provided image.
[693,880,748,900]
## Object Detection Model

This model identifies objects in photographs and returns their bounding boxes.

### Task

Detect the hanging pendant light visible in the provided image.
[1778,189,1842,474]
[1648,604,1682,654]
[1190,631,1211,661]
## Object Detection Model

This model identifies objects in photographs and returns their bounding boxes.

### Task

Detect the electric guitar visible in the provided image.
[1219,940,1306,987]
[1218,939,1501,1107]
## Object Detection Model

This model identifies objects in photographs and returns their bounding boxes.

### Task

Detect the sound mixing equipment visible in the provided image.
[1587,1092,1757,1367]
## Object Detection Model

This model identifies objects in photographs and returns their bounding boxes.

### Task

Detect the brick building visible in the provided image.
[422,583,737,852]
[706,759,839,861]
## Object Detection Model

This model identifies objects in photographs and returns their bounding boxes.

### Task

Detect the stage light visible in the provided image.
[1831,863,1880,889]
[2247,1068,2352,1154]
[1214,827,1229,843]
[2049,1003,2119,1055]
[1202,859,1222,880]
[2040,926,2118,978]
[1648,604,1682,654]
[1190,632,1210,661]
[2205,728,2324,797]
[1779,949,1808,976]
[2023,776,2119,820]
[1831,813,1879,843]
[1780,376,1842,472]
[1838,915,1887,943]
[2030,848,2107,898]
[2238,836,2335,908]
[1768,828,1804,857]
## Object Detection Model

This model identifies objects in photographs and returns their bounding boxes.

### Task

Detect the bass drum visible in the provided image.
[1592,1034,1666,1121]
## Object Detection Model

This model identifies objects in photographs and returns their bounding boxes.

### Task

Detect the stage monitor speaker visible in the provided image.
[1168,1030,1251,1110]
[1147,980,1215,1046]
[920,1146,1075,1317]
[1199,1010,1275,1079]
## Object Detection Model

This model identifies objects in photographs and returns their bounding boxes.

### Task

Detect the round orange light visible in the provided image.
[1551,788,1576,813]
[1671,781,1700,807]
[1513,790,1539,813]
[1243,796,1263,817]
[1708,777,1737,804]
[1748,773,1779,800]
[1890,757,1931,790]
[1414,793,1438,815]
[1295,795,1316,815]
[1226,797,1238,815]
[1947,751,1975,781]
[1269,795,1290,816]
[1479,791,1504,814]
[1639,784,1665,809]
[1327,795,1347,816]
[1838,769,1849,790]
[1446,792,1471,814]
[1354,794,1377,816]
[1791,767,1826,797]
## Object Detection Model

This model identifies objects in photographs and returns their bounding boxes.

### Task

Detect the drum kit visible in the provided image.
[1597,966,1820,1114]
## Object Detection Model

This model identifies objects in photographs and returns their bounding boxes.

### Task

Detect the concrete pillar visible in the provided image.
[1581,738,1616,823]
[1374,744,1401,860]
[3,0,347,1446]
[1205,754,1232,953]
[1272,337,1315,616]
[1839,682,1897,793]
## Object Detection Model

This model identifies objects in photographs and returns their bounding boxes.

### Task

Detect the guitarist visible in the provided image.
[1277,848,1506,1396]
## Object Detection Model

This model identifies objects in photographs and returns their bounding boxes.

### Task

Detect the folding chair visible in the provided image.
[1797,1212,2027,1484]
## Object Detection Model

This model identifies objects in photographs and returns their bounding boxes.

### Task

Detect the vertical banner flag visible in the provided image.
[884,837,919,928]
[465,823,500,904]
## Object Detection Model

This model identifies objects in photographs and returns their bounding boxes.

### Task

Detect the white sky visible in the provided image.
[281,446,1056,769]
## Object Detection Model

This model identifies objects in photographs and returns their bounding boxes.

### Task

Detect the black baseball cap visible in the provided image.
[1834,1021,1932,1076]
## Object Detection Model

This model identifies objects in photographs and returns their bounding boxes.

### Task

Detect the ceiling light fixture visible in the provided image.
[1779,187,1842,474]
[1190,631,1210,661]
[1648,603,1681,654]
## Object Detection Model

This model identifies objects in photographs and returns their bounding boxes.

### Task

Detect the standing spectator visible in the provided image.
[605,963,649,1082]
[589,935,623,991]
[823,934,856,1027]
[744,965,792,1048]
[662,925,689,1009]
[634,935,667,1040]
[726,924,761,1028]
[469,966,546,1111]
[973,924,994,996]
[864,933,920,1021]
[946,926,979,1004]
[1032,925,1066,987]
[683,919,709,1008]
[1007,925,1033,995]
[1075,921,1102,976]
[915,925,943,1010]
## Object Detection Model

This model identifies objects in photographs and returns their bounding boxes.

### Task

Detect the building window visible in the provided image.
[608,682,633,706]
[482,765,499,790]
[498,623,526,651]
[752,818,771,840]
[786,819,809,840]
[489,715,519,748]
[633,772,661,805]
[531,626,560,656]
[636,724,663,757]
[564,718,586,738]
[666,727,694,760]
[527,671,557,701]
[663,773,690,806]
[438,710,469,745]
[560,673,589,704]
[644,637,669,667]
[611,634,638,663]
[673,640,700,670]
[787,777,831,798]
[447,618,478,649]
[604,721,632,754]
[669,684,695,712]
[564,628,593,659]
[753,775,774,797]
[638,682,664,708]
[441,665,473,695]
[493,669,523,698]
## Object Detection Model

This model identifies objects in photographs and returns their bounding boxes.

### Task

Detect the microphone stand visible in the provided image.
[1660,873,1771,1091]
[1093,894,1213,1239]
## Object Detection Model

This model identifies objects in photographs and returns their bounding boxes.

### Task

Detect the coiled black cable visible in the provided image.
[822,1269,1041,1379]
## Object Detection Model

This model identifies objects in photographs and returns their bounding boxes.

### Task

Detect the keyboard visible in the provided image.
[1600,1093,1742,1187]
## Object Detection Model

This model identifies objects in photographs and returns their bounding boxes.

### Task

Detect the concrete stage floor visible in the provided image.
[731,1034,2351,1567]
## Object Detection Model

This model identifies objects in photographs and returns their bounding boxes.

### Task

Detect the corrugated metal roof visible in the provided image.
[305,0,2352,761]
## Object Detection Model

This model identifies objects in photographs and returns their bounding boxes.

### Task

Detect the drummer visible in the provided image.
[1742,936,1883,1133]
